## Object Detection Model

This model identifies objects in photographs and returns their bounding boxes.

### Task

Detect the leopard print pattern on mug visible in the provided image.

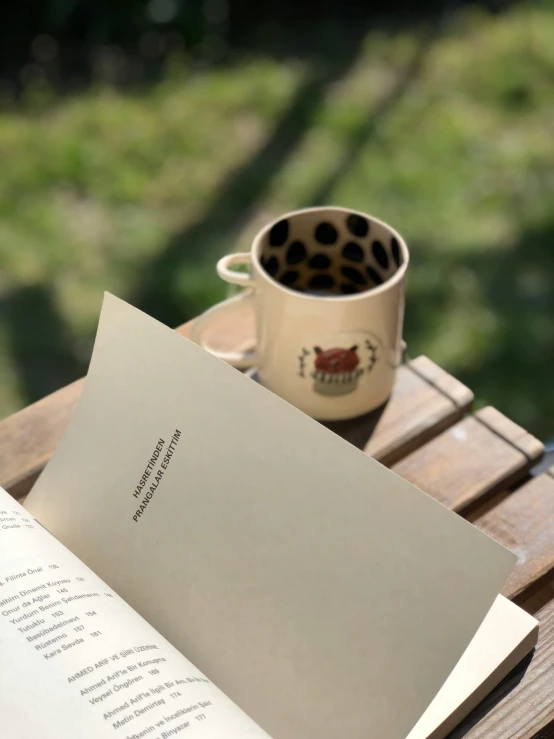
[259,210,404,295]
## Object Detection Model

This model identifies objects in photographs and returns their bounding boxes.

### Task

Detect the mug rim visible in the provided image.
[251,206,410,301]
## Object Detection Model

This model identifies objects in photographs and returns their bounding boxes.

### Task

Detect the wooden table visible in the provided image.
[1,313,553,739]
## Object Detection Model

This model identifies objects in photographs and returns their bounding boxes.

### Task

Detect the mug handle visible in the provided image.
[190,253,258,369]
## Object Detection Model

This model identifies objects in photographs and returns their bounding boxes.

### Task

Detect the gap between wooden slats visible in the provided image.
[392,407,543,514]
[472,474,554,606]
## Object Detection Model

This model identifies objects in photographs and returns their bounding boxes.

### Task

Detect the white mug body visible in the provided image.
[193,207,408,421]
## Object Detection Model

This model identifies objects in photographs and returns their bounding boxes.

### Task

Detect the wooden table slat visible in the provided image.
[475,407,545,463]
[391,407,544,514]
[448,598,554,739]
[408,355,474,409]
[362,357,473,465]
[474,473,554,604]
[0,379,84,499]
[519,579,554,619]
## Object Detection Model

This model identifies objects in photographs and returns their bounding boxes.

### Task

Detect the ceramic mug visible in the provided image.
[191,206,409,420]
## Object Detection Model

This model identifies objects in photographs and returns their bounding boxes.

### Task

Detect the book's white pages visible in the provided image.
[0,487,269,739]
[407,594,538,739]
[25,294,516,739]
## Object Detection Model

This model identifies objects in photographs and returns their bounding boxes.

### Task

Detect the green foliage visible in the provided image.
[1,2,553,438]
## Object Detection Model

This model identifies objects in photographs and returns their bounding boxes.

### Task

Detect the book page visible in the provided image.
[0,488,270,739]
[407,595,538,739]
[25,294,516,739]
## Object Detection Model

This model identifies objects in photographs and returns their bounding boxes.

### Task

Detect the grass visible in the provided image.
[0,2,553,438]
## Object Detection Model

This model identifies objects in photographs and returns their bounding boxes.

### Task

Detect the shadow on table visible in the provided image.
[322,400,389,450]
[446,648,535,737]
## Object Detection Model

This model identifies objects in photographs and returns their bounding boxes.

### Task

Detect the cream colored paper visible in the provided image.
[407,595,538,739]
[0,488,270,739]
[26,293,516,739]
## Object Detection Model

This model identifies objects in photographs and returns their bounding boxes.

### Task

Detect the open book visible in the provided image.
[1,294,537,739]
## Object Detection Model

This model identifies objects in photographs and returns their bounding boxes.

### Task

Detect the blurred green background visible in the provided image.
[0,0,553,438]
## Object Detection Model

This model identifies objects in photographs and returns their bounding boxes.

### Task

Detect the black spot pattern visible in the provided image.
[264,256,279,277]
[269,219,289,246]
[286,240,307,265]
[342,241,364,262]
[341,266,367,286]
[346,213,369,238]
[340,283,358,295]
[315,222,338,245]
[308,253,332,269]
[280,270,299,286]
[366,266,383,285]
[372,240,389,270]
[391,236,402,267]
[309,274,335,291]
